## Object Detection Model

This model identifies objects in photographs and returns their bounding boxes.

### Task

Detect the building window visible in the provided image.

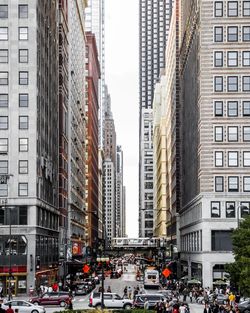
[215,151,223,167]
[212,230,233,251]
[214,51,223,67]
[0,28,8,40]
[18,5,28,18]
[242,51,250,67]
[211,202,221,218]
[227,26,238,41]
[227,51,238,67]
[0,5,8,18]
[243,101,250,116]
[214,76,223,92]
[240,202,250,217]
[228,101,238,116]
[243,26,250,41]
[215,126,223,142]
[0,94,8,108]
[243,1,250,16]
[214,101,223,116]
[214,27,223,42]
[228,1,238,16]
[18,183,28,196]
[228,126,238,141]
[0,160,8,174]
[19,160,28,174]
[0,72,8,85]
[19,138,28,152]
[243,177,250,192]
[228,176,239,192]
[228,151,238,167]
[243,126,250,141]
[227,76,238,92]
[243,151,250,167]
[19,27,28,41]
[243,76,250,91]
[226,202,236,218]
[19,116,29,129]
[215,176,224,192]
[0,138,8,153]
[0,50,8,63]
[19,72,28,85]
[214,1,223,17]
[0,116,8,130]
[19,49,28,63]
[0,184,7,197]
[19,94,29,107]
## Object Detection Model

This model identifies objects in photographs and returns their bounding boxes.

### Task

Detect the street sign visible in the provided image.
[162,268,172,278]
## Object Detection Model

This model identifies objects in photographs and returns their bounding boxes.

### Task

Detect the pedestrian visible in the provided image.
[133,287,138,299]
[6,304,14,313]
[179,303,186,313]
[0,304,5,313]
[204,303,212,313]
[128,286,132,299]
[189,291,193,303]
[107,286,111,293]
[144,298,149,310]
[123,286,128,298]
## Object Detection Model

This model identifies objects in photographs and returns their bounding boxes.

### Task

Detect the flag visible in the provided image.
[162,268,172,278]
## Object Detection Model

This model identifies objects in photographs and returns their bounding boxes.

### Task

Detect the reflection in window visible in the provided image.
[226,202,235,217]
[240,202,250,218]
[211,202,221,217]
[0,235,27,255]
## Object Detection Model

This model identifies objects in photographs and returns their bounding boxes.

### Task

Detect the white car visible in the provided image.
[89,292,133,309]
[3,300,46,313]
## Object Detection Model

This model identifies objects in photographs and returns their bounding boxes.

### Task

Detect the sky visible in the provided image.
[105,0,139,237]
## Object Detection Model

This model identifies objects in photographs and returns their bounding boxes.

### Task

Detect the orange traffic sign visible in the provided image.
[162,268,172,278]
[83,264,90,273]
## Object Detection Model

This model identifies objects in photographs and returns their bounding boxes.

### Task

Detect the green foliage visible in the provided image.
[226,215,250,296]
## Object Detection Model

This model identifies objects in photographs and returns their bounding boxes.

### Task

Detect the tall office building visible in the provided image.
[116,145,126,237]
[67,0,87,258]
[0,1,59,293]
[139,0,173,237]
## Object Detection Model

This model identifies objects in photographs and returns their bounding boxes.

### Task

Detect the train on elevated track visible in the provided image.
[111,237,167,248]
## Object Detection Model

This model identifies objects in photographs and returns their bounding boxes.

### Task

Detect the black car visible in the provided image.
[238,299,250,313]
[75,283,92,295]
[133,294,165,309]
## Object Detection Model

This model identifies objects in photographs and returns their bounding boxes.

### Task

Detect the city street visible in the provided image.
[32,264,202,312]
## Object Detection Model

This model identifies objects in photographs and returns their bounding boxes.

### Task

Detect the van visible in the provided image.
[144,269,160,288]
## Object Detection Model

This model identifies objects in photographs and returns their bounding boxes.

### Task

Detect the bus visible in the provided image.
[143,269,160,289]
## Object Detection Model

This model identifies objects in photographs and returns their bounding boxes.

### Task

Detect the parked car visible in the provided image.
[30,292,71,307]
[238,299,250,313]
[3,300,45,313]
[89,292,133,309]
[133,294,165,309]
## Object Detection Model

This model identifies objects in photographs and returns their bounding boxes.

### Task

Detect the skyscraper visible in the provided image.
[139,0,173,237]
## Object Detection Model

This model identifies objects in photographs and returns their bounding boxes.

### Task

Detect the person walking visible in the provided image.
[127,286,132,299]
[203,303,212,313]
[107,286,111,293]
[0,304,6,313]
[6,304,14,313]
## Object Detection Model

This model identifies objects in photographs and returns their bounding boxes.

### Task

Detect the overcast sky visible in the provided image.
[105,0,139,237]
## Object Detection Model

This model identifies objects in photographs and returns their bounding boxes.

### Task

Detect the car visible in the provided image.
[208,293,228,304]
[75,283,92,295]
[83,278,96,290]
[2,300,45,313]
[29,292,71,307]
[133,294,165,309]
[157,289,174,299]
[89,292,133,309]
[238,299,250,313]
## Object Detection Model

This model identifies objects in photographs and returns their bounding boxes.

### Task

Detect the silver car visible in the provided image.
[3,300,46,313]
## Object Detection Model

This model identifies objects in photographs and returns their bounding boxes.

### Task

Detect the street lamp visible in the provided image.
[96,254,109,310]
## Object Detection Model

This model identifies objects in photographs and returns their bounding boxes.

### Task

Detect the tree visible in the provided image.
[225,215,250,295]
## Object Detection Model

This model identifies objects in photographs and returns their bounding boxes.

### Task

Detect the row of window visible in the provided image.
[214,75,250,92]
[0,49,29,63]
[0,116,29,130]
[0,71,29,85]
[214,1,250,17]
[214,50,250,67]
[0,5,28,19]
[0,27,28,41]
[0,160,28,175]
[0,93,28,108]
[0,138,28,153]
[214,125,250,142]
[211,201,250,218]
[214,150,250,167]
[0,182,28,197]
[214,26,250,42]
[214,100,250,116]
[214,176,250,192]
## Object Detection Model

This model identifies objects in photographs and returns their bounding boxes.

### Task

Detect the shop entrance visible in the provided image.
[6,278,17,297]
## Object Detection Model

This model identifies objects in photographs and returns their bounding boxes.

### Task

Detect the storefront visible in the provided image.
[35,268,58,289]
[191,262,202,283]
[0,269,27,296]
